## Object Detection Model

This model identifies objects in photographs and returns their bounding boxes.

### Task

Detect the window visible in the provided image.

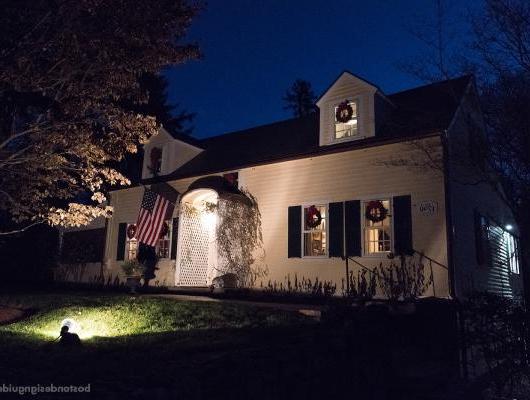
[303,205,327,257]
[504,231,520,274]
[157,220,171,259]
[223,172,239,188]
[334,100,358,139]
[363,199,392,255]
[126,224,138,261]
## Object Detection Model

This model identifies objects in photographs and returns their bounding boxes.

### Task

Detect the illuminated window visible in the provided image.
[303,205,327,257]
[334,100,358,139]
[363,199,392,254]
[157,220,171,259]
[504,231,520,274]
[126,224,138,261]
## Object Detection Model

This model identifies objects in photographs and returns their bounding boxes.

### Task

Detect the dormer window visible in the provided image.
[148,147,163,176]
[334,100,358,140]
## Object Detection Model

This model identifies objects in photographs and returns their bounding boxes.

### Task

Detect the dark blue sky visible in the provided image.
[165,0,480,139]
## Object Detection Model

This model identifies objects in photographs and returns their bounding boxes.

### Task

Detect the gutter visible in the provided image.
[441,130,456,299]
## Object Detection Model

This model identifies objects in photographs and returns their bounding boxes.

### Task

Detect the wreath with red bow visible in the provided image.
[365,201,388,223]
[305,205,322,228]
[336,101,354,123]
[127,224,137,239]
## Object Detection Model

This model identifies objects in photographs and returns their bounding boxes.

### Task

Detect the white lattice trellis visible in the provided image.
[176,195,220,287]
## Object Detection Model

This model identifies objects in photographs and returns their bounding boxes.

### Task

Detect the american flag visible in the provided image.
[136,189,171,247]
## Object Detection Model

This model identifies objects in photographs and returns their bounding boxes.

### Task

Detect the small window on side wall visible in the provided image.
[334,100,358,140]
[126,224,138,261]
[303,205,327,257]
[157,220,171,259]
[363,199,392,255]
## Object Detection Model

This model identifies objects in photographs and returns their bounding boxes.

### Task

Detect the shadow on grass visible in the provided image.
[0,320,455,400]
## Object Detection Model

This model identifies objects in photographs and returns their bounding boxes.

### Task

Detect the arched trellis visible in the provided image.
[175,176,251,287]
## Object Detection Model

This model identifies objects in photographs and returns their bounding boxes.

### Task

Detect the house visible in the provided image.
[57,71,522,299]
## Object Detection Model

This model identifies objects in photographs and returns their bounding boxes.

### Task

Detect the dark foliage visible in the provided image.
[282,79,316,118]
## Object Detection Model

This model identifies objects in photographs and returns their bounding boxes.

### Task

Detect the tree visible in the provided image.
[282,79,316,118]
[0,0,200,234]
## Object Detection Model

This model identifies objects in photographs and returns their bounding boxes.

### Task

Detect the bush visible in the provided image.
[120,260,144,277]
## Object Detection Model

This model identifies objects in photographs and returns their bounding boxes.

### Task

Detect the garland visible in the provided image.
[336,101,354,123]
[365,201,388,223]
[305,205,322,228]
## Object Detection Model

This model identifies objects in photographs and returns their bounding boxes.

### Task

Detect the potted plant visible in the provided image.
[121,259,145,293]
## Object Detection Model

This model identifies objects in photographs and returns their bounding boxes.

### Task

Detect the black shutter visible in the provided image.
[288,206,302,258]
[170,217,179,260]
[345,200,361,257]
[393,195,413,256]
[329,202,344,258]
[116,223,127,261]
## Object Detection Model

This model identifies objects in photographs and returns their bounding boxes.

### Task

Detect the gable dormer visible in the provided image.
[141,127,203,179]
[316,71,382,146]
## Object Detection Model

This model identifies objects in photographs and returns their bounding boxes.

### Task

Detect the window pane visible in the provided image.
[304,232,326,256]
[303,204,327,256]
[334,101,358,139]
[304,205,326,230]
[363,200,391,254]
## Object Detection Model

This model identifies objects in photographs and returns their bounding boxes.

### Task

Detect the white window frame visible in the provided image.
[361,198,394,257]
[156,219,172,259]
[332,98,360,143]
[301,202,329,259]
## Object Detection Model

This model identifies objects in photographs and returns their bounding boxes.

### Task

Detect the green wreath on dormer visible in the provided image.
[336,100,354,123]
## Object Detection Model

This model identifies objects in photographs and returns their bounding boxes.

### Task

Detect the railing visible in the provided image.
[342,250,449,298]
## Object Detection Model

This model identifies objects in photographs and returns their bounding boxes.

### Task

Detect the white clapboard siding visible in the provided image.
[104,136,450,296]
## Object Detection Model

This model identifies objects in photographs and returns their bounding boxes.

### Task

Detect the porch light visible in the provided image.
[201,211,217,230]
[505,224,513,231]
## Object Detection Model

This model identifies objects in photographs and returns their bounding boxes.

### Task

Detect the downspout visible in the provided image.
[441,131,456,299]
[442,130,468,380]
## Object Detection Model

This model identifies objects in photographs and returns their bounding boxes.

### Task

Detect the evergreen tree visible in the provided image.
[283,79,316,118]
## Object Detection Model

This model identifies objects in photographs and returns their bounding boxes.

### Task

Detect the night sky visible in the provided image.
[165,0,482,139]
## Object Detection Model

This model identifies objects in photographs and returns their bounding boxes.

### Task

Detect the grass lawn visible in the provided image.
[0,291,459,399]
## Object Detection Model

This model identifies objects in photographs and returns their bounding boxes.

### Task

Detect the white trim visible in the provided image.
[301,202,329,259]
[331,98,361,144]
[360,197,394,258]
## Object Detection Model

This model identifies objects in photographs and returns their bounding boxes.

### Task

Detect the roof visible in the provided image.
[143,75,472,184]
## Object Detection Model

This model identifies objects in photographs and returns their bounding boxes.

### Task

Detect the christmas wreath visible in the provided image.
[127,224,137,239]
[365,201,388,223]
[305,205,322,228]
[148,147,162,175]
[336,101,354,123]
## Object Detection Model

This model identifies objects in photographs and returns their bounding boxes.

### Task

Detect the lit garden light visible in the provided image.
[505,224,513,231]
[58,318,82,346]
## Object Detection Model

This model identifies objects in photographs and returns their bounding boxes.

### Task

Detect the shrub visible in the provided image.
[120,260,144,277]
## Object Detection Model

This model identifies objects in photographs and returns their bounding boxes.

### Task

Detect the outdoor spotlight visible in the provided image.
[505,224,513,231]
[60,318,78,333]
[58,318,81,346]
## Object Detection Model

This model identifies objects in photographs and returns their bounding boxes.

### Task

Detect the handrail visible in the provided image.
[412,249,449,270]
